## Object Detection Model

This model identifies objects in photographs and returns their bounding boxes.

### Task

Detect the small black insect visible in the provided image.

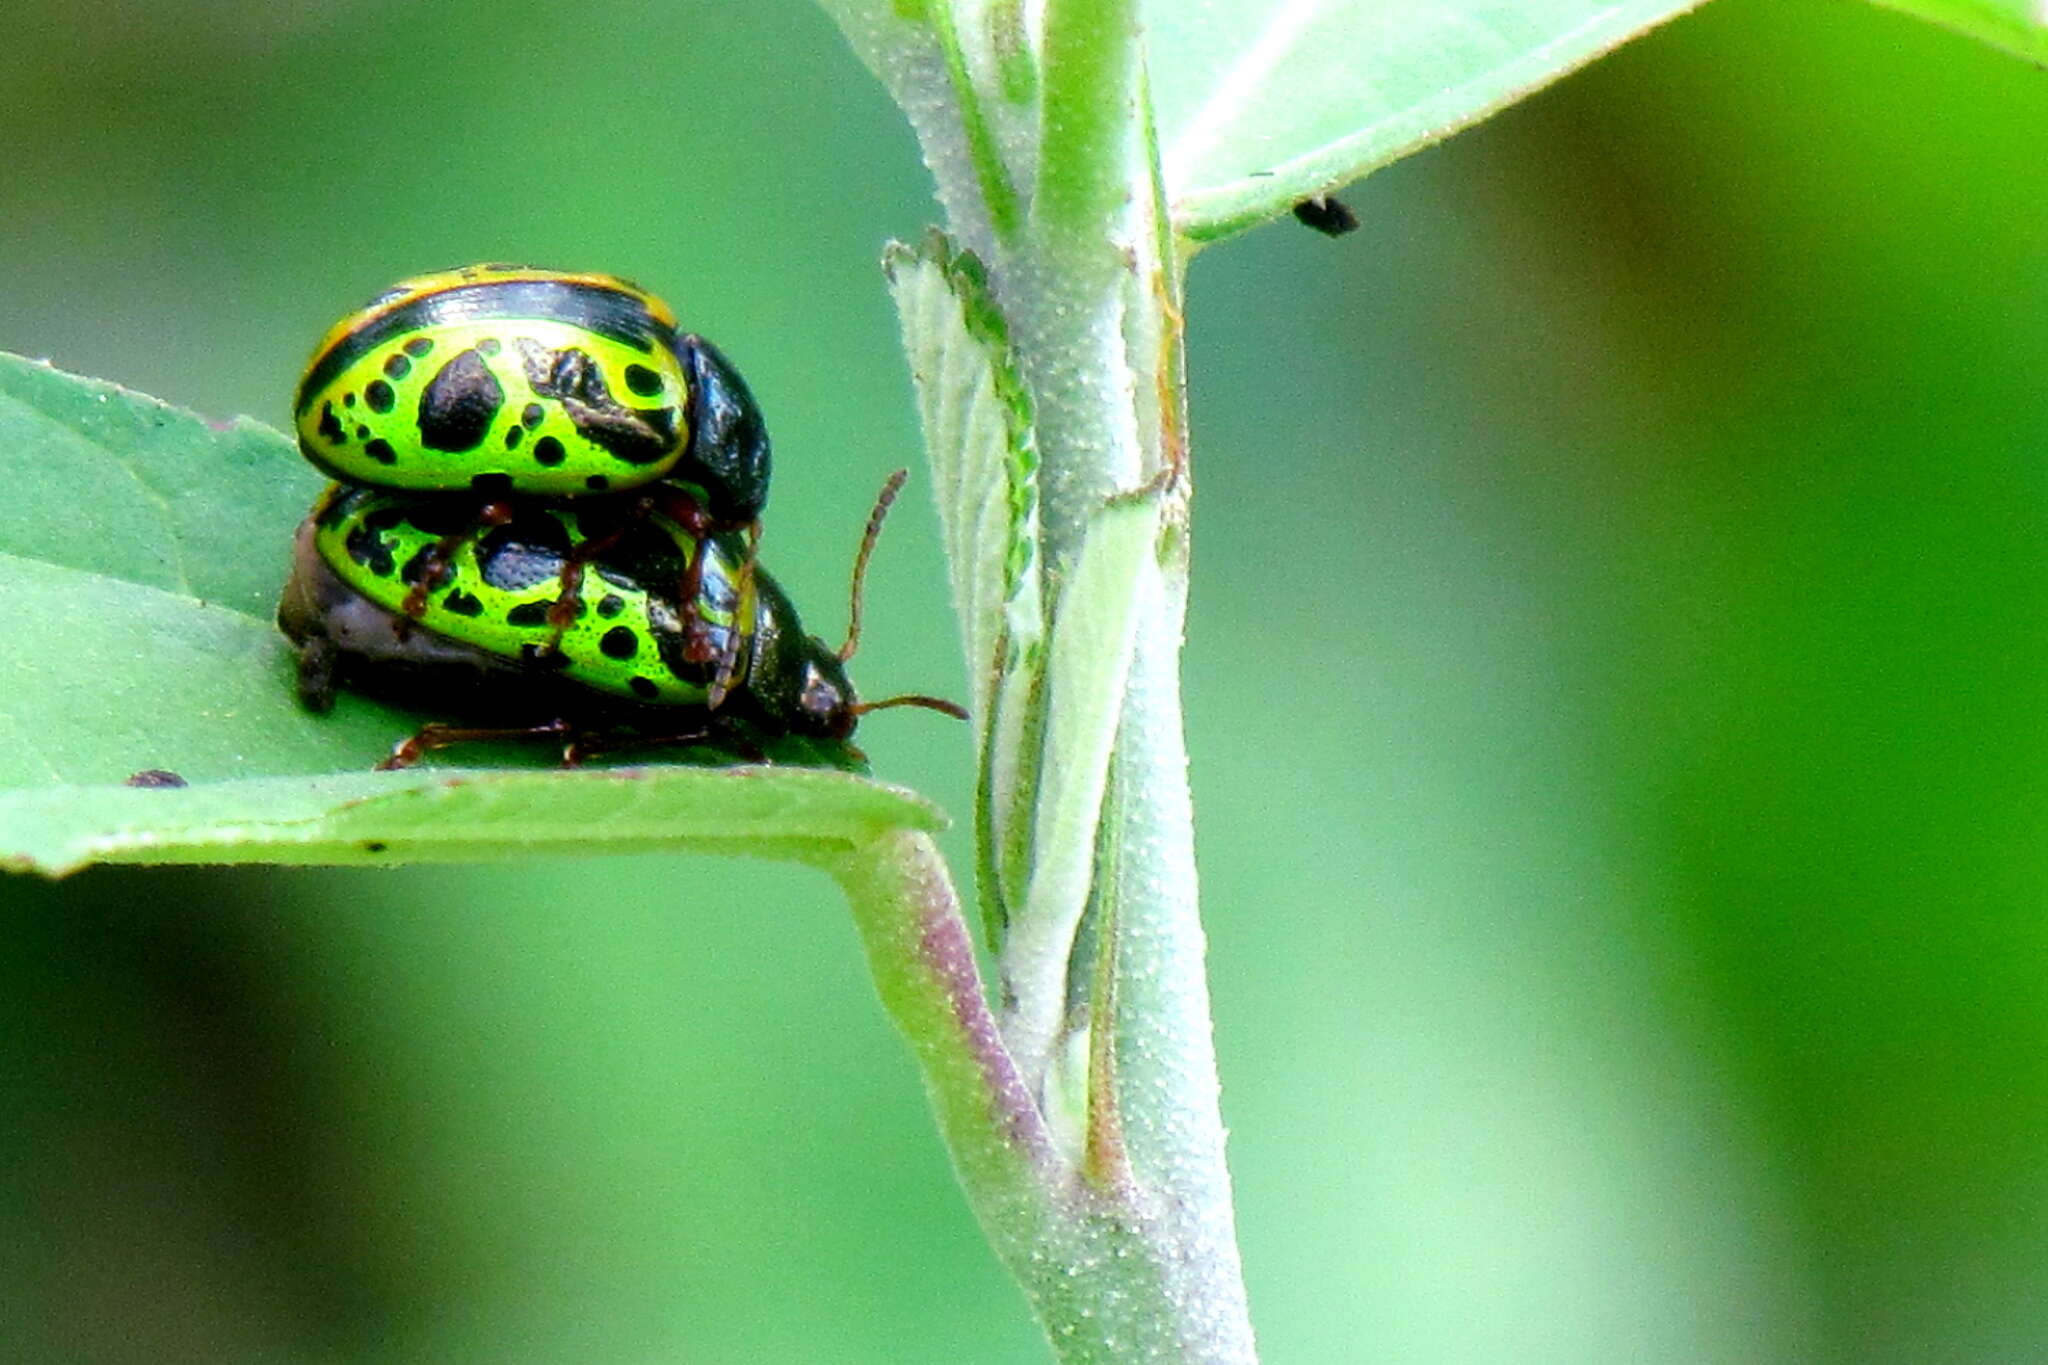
[1292,195,1359,238]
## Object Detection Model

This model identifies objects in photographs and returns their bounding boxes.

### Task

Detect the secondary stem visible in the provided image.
[830,829,1051,1177]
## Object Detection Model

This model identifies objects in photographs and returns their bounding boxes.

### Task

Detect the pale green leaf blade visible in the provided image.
[815,1,1025,253]
[885,232,1048,938]
[0,766,944,877]
[0,550,408,786]
[0,352,318,616]
[0,353,944,873]
[884,232,1044,732]
[1000,491,1159,1085]
[1147,0,1708,243]
[1866,0,2048,62]
[0,351,374,788]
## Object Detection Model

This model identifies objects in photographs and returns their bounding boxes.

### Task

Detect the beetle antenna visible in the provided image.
[841,468,908,661]
[849,693,969,721]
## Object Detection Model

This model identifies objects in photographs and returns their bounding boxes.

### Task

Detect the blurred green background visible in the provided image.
[4,0,2046,1359]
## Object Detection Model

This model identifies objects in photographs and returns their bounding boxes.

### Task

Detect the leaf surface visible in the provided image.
[0,354,941,874]
[886,232,1047,936]
[1145,0,1708,242]
[1865,0,2048,63]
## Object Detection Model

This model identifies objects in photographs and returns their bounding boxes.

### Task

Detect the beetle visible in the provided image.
[293,263,774,672]
[294,263,769,517]
[277,472,962,768]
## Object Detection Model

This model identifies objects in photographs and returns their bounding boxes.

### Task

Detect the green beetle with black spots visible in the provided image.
[293,264,771,525]
[277,479,963,768]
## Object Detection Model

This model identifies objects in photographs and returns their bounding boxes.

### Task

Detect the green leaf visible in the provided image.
[0,351,316,618]
[0,766,944,877]
[1866,0,2048,62]
[0,353,943,873]
[1000,491,1159,1086]
[0,548,403,785]
[814,0,1023,254]
[1147,0,1708,243]
[885,232,1048,938]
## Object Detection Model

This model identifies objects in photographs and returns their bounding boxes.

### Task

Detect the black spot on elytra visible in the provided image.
[569,500,625,535]
[404,336,435,357]
[504,425,523,449]
[476,514,574,592]
[515,338,677,465]
[124,768,187,789]
[344,521,397,577]
[383,352,411,380]
[354,425,370,441]
[317,402,344,444]
[585,475,610,492]
[343,391,358,408]
[479,337,502,356]
[505,600,553,627]
[522,403,544,428]
[601,626,639,660]
[442,589,484,617]
[418,347,504,452]
[364,437,397,465]
[597,594,625,618]
[589,522,690,599]
[533,435,566,466]
[628,675,659,700]
[624,363,662,397]
[363,841,388,853]
[364,379,395,413]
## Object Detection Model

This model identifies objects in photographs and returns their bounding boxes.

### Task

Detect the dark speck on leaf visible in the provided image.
[1292,195,1359,238]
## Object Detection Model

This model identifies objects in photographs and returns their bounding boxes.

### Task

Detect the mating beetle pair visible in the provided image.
[277,264,959,767]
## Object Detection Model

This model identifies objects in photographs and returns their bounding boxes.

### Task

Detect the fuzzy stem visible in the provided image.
[815,1,1258,1357]
[1016,0,1145,566]
[829,829,1051,1176]
[831,829,1247,1362]
[1036,0,1137,244]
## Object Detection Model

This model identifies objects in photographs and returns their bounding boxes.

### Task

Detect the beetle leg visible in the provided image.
[672,540,718,664]
[375,716,576,771]
[540,496,650,657]
[399,500,514,627]
[562,713,766,765]
[563,723,714,766]
[640,484,727,667]
[720,725,769,765]
[294,636,338,713]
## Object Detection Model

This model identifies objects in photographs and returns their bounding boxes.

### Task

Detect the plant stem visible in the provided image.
[1013,0,1145,564]
[1003,7,1256,1346]
[817,2,1258,1357]
[1035,0,1138,246]
[832,828,1247,1362]
[829,829,1051,1178]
